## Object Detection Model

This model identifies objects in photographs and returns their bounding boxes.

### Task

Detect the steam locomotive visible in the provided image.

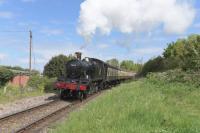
[55,52,134,100]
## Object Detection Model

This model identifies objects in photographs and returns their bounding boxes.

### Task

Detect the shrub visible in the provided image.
[141,57,183,76]
[44,78,57,93]
[147,69,200,86]
[28,75,47,91]
[28,75,57,93]
[163,57,181,70]
[141,56,165,76]
[0,67,14,86]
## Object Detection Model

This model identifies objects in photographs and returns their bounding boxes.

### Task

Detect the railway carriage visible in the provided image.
[55,52,134,100]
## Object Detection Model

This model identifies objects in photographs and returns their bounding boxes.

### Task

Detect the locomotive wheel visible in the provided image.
[60,90,67,100]
[60,93,65,100]
[78,91,84,101]
[83,91,88,99]
[88,83,94,94]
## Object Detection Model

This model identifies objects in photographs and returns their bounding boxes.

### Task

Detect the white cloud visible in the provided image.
[78,0,196,39]
[40,28,64,36]
[0,11,14,19]
[132,47,163,55]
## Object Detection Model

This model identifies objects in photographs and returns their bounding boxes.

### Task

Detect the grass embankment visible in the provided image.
[52,79,200,133]
[0,76,57,104]
[0,86,45,104]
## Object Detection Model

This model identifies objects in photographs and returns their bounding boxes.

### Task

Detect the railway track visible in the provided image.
[0,91,104,133]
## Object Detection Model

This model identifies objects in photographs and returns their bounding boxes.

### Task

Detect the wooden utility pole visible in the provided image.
[29,30,32,75]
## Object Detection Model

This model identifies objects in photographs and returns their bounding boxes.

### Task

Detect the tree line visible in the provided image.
[141,34,200,75]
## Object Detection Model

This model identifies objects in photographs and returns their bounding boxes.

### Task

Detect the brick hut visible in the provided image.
[10,75,30,87]
[8,69,30,87]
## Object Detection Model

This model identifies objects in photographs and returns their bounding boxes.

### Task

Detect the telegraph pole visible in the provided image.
[29,30,32,75]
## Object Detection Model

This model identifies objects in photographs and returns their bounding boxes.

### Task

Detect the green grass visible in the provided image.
[0,86,45,104]
[52,79,200,133]
[0,77,57,105]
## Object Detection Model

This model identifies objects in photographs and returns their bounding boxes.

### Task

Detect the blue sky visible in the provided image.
[0,0,199,71]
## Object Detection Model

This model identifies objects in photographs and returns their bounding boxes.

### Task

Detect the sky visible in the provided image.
[0,0,199,71]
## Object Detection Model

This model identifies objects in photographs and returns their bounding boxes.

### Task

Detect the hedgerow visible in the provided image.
[0,67,14,86]
[27,75,56,92]
[147,69,200,86]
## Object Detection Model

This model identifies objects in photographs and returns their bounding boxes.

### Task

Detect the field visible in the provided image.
[52,79,200,133]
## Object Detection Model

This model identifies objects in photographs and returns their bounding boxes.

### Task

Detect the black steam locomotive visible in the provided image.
[55,52,134,100]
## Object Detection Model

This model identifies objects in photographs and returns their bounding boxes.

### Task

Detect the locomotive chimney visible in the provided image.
[75,52,82,60]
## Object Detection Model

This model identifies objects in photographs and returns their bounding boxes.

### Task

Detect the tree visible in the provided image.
[120,60,142,72]
[141,34,200,76]
[162,34,200,71]
[182,34,200,70]
[0,67,14,86]
[141,56,165,76]
[106,58,119,67]
[43,54,74,78]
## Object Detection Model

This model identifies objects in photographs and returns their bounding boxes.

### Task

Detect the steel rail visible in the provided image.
[14,91,105,133]
[0,100,59,122]
[15,102,75,133]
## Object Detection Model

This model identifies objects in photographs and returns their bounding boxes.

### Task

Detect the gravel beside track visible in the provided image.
[0,100,71,133]
[33,91,107,133]
[0,90,107,133]
[16,91,106,133]
[0,93,57,118]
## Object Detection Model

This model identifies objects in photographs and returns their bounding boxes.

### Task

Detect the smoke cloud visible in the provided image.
[77,0,196,39]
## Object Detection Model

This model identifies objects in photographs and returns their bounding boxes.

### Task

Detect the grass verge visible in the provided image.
[0,86,45,104]
[0,76,57,105]
[52,79,200,133]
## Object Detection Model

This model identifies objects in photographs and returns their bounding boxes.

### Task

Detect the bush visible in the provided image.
[141,56,165,76]
[163,57,181,70]
[28,75,47,91]
[44,78,57,93]
[28,75,56,93]
[147,69,200,86]
[141,56,183,76]
[0,67,14,86]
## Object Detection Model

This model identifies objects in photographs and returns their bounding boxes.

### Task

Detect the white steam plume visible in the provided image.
[77,0,196,39]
